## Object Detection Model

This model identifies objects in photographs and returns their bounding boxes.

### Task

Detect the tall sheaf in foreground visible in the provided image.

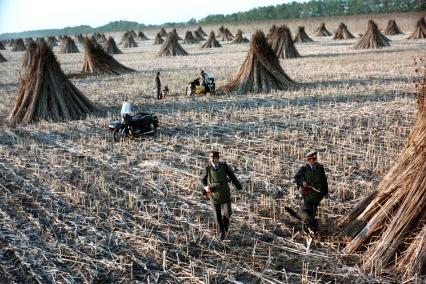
[339,61,426,281]
[224,31,299,95]
[8,40,96,124]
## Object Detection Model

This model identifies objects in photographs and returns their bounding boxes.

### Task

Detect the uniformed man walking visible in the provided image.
[201,151,242,240]
[294,151,328,234]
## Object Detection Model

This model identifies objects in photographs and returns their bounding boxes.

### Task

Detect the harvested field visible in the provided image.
[0,13,425,283]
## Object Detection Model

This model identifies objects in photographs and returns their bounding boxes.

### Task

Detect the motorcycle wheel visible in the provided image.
[113,126,128,142]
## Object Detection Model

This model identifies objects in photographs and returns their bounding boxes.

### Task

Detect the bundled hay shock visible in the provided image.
[354,20,390,49]
[60,36,79,53]
[407,16,426,39]
[196,26,207,37]
[383,19,404,35]
[269,25,301,59]
[339,61,426,281]
[8,40,96,124]
[293,26,314,43]
[157,32,188,56]
[22,41,37,67]
[201,31,221,48]
[160,28,168,37]
[172,28,183,41]
[230,30,249,44]
[137,31,149,41]
[333,23,355,40]
[220,28,234,41]
[12,38,26,52]
[47,36,58,48]
[154,33,164,45]
[224,30,299,95]
[122,34,138,48]
[82,38,135,75]
[183,31,199,44]
[104,36,122,54]
[0,51,6,62]
[193,30,205,41]
[313,23,332,36]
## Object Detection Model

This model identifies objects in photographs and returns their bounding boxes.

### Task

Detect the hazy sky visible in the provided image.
[0,0,294,34]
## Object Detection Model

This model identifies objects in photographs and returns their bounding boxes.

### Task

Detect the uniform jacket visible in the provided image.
[201,161,242,204]
[294,162,328,203]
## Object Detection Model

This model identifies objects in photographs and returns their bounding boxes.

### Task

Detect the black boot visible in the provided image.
[220,228,226,240]
[223,217,230,233]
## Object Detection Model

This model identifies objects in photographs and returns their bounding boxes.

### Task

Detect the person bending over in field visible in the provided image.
[201,151,242,240]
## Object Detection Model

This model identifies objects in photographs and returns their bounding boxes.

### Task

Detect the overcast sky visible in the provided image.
[0,0,296,34]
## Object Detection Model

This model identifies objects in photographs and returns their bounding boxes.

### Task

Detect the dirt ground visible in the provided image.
[0,14,425,283]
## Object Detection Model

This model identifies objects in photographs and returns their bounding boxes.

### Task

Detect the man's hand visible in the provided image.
[204,186,211,193]
[302,181,308,187]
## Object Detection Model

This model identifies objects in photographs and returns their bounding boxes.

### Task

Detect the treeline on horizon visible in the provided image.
[1,0,423,39]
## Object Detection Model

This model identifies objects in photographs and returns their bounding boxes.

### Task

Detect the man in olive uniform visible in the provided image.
[201,151,242,240]
[294,151,328,234]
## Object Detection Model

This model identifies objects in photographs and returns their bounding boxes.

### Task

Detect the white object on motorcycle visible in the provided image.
[121,102,132,117]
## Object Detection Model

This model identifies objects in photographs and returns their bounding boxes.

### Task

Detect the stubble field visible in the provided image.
[0,12,425,283]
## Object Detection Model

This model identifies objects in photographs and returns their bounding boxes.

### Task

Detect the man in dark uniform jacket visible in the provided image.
[155,71,162,100]
[294,151,328,233]
[201,151,242,240]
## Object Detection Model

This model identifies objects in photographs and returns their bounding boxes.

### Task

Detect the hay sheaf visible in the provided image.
[8,40,96,124]
[269,25,301,59]
[314,23,332,36]
[201,31,221,48]
[12,38,26,52]
[333,23,355,40]
[224,30,299,95]
[157,32,188,56]
[383,19,404,35]
[230,30,249,44]
[354,20,390,49]
[104,36,122,54]
[154,33,164,45]
[407,16,426,39]
[294,26,314,43]
[60,36,79,53]
[0,51,7,62]
[82,38,135,75]
[339,62,426,281]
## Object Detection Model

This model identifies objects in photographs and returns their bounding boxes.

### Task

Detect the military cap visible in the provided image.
[305,151,317,158]
[208,150,220,158]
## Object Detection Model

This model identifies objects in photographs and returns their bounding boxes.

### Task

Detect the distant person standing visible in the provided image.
[155,71,162,100]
